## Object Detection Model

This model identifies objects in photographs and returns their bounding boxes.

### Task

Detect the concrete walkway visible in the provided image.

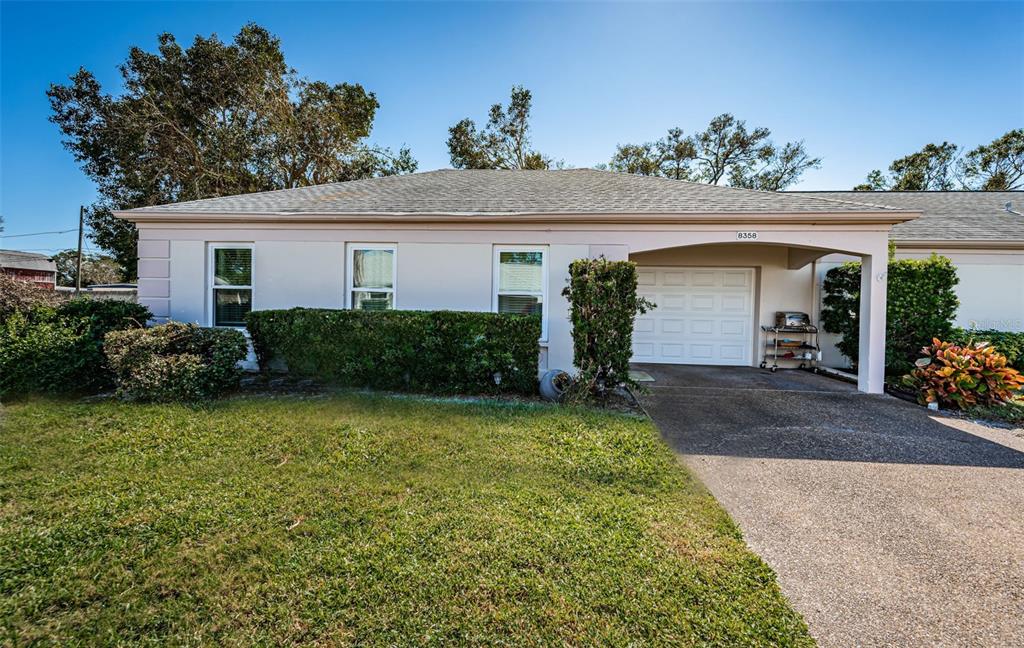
[636,364,1024,647]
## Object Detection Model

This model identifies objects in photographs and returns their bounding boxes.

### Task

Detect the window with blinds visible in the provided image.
[209,245,253,327]
[493,247,547,340]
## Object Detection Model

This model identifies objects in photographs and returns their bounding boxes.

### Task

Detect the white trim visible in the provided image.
[492,245,549,342]
[346,243,397,310]
[207,243,254,328]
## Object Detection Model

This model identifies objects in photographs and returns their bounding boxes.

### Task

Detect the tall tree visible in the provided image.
[855,131,1023,191]
[855,142,959,191]
[48,24,416,276]
[447,86,551,170]
[959,129,1024,190]
[608,114,820,190]
[51,250,125,287]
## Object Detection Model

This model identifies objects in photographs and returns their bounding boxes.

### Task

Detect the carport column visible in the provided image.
[857,243,889,394]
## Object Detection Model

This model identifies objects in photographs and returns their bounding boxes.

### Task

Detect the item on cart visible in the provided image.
[775,311,811,328]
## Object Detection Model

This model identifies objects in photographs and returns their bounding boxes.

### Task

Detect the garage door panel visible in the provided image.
[720,345,745,361]
[662,319,685,334]
[721,319,746,336]
[722,271,750,287]
[721,294,748,312]
[691,271,716,286]
[691,295,716,311]
[632,266,754,366]
[662,271,687,286]
[634,318,655,334]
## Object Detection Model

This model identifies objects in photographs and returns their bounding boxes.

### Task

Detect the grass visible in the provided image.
[1,394,812,646]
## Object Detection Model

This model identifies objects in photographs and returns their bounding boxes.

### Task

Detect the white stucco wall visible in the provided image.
[134,222,894,391]
[396,243,492,311]
[816,247,1024,368]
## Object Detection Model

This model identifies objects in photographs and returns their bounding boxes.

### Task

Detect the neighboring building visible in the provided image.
[790,191,1024,368]
[56,283,138,302]
[118,169,918,394]
[0,249,57,289]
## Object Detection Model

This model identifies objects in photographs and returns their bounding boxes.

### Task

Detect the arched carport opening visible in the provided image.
[609,236,889,394]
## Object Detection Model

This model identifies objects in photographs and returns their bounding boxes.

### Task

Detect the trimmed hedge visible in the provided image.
[245,308,541,395]
[821,254,959,375]
[105,322,248,402]
[0,299,150,397]
[562,258,654,401]
[950,328,1024,372]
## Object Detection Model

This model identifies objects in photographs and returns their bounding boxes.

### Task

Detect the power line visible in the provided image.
[0,227,78,239]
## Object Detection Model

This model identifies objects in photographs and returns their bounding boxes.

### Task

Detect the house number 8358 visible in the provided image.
[736,231,758,240]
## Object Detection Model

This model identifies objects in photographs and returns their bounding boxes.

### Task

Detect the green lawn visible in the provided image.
[1,394,812,646]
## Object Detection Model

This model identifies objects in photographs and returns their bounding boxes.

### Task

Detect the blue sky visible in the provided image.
[2,1,1022,255]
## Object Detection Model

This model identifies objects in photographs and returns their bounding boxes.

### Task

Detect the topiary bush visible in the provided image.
[561,258,654,402]
[821,254,959,375]
[104,322,248,402]
[245,309,540,396]
[0,298,150,397]
[950,328,1024,372]
[901,338,1024,409]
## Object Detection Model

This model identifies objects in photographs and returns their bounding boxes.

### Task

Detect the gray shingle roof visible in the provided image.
[0,249,57,272]
[791,191,1024,242]
[125,169,900,216]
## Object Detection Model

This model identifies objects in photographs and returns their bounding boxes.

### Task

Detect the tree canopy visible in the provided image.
[51,250,125,287]
[447,86,552,170]
[48,24,416,276]
[854,130,1023,191]
[607,114,821,191]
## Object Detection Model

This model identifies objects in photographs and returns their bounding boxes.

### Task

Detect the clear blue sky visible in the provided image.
[2,1,1022,254]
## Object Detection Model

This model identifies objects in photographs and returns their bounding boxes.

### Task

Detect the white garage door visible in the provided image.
[632,267,755,366]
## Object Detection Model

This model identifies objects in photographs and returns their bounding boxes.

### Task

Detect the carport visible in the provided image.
[595,219,910,394]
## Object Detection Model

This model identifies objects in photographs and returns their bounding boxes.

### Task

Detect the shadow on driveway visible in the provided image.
[638,363,1024,646]
[635,363,1024,468]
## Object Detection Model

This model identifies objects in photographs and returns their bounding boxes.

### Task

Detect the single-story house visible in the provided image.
[0,249,57,289]
[117,169,922,394]
[789,191,1024,368]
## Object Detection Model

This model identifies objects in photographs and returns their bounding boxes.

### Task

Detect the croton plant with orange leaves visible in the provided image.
[902,339,1024,409]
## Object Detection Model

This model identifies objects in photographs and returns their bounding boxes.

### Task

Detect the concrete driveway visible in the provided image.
[636,364,1024,647]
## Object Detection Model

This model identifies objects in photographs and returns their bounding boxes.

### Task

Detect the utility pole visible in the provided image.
[75,205,84,296]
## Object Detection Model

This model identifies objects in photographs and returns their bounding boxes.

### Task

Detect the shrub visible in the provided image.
[901,338,1024,409]
[245,309,540,395]
[950,328,1024,372]
[561,258,654,401]
[105,323,248,402]
[0,312,84,396]
[0,273,62,320]
[0,298,150,397]
[821,254,959,375]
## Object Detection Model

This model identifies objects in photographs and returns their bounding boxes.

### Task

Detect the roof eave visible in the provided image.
[115,209,920,226]
[892,238,1024,250]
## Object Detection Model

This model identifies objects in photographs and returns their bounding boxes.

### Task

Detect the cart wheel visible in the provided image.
[813,367,819,374]
[759,362,766,369]
[770,366,777,373]
[799,363,806,369]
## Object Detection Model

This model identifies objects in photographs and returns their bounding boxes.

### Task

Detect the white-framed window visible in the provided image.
[347,244,397,311]
[493,246,548,340]
[208,244,253,328]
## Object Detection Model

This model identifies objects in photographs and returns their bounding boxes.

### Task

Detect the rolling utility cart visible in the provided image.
[759,312,821,373]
